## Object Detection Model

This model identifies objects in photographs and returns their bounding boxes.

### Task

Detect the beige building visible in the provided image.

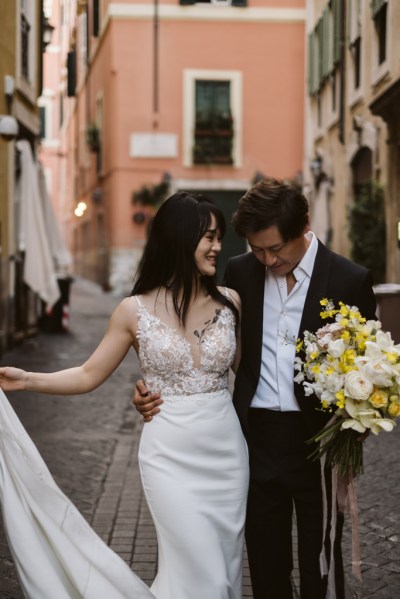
[44,0,307,295]
[304,0,400,284]
[0,0,45,354]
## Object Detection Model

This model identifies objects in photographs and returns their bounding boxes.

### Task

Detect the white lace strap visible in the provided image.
[134,295,143,307]
[224,287,232,300]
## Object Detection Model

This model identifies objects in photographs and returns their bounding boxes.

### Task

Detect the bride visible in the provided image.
[0,192,249,599]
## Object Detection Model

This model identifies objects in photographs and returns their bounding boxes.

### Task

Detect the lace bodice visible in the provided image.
[135,299,236,397]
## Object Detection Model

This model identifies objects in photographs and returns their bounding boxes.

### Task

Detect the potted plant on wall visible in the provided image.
[131,173,171,227]
[86,122,100,153]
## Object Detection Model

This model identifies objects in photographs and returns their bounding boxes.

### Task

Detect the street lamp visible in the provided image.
[42,16,55,52]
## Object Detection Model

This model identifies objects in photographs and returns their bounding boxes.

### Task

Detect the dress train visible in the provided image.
[0,388,154,599]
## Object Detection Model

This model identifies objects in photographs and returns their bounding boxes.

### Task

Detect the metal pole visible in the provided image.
[153,0,159,127]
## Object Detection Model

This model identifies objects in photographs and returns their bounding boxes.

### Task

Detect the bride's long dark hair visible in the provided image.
[131,191,239,326]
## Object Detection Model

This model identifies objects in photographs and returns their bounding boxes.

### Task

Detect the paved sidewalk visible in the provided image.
[1,277,399,598]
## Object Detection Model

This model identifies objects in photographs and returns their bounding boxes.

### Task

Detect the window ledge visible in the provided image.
[349,89,364,109]
[327,112,339,131]
[372,62,390,88]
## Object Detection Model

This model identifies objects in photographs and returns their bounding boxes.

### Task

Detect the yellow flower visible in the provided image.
[296,339,303,353]
[343,349,356,363]
[369,389,389,409]
[310,351,319,360]
[321,399,332,411]
[335,390,346,409]
[339,318,349,327]
[311,364,321,374]
[340,305,349,317]
[341,330,350,342]
[320,309,336,319]
[388,402,400,418]
[385,352,398,364]
[338,356,353,373]
[320,298,329,306]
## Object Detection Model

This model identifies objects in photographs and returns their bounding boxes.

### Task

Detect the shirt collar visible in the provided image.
[293,231,318,280]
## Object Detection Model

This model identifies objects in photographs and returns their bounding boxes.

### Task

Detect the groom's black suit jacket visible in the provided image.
[224,240,377,439]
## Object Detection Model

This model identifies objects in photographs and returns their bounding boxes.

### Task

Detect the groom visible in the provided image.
[133,177,377,598]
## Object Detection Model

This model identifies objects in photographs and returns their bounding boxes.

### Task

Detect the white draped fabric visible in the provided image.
[0,387,155,599]
[37,162,72,275]
[16,140,60,307]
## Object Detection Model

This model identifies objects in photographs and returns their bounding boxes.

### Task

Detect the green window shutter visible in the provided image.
[179,0,195,5]
[370,0,387,18]
[322,8,330,78]
[232,0,247,6]
[308,33,314,95]
[316,19,323,86]
[333,0,343,64]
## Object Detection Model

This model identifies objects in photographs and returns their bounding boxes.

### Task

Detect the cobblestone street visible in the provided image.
[0,278,399,598]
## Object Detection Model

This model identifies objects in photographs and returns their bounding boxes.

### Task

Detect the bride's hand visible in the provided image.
[0,367,29,391]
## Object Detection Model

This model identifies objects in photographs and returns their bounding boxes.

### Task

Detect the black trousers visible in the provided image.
[246,408,345,599]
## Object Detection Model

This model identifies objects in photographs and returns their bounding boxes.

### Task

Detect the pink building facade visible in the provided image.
[42,0,306,294]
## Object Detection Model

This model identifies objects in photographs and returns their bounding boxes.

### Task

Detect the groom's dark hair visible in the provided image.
[232,176,309,241]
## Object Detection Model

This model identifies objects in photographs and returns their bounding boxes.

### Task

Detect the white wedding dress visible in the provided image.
[0,295,249,599]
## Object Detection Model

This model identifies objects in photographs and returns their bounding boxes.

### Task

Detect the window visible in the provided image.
[18,0,37,94]
[349,0,362,90]
[183,69,242,168]
[21,14,30,80]
[93,0,101,37]
[67,50,76,97]
[193,81,233,165]
[39,106,46,139]
[59,92,64,127]
[307,5,334,96]
[351,37,361,89]
[95,94,104,174]
[373,2,387,65]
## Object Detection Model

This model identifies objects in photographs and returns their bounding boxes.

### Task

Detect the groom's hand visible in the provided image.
[132,379,163,422]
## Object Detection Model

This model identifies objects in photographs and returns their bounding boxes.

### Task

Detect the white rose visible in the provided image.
[359,359,395,387]
[327,338,346,358]
[344,371,373,400]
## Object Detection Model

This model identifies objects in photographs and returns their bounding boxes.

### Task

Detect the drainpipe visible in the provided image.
[339,0,346,144]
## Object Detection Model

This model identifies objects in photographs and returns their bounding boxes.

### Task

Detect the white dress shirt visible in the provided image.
[250,232,318,411]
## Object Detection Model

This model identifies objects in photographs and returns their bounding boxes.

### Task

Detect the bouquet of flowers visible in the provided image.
[295,299,400,478]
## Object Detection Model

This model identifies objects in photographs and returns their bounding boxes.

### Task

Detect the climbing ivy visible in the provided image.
[348,179,386,284]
